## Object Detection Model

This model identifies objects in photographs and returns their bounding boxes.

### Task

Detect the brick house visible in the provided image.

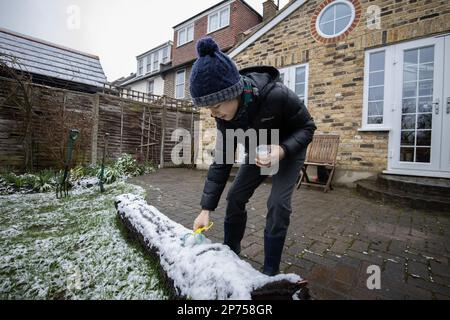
[161,0,263,100]
[198,0,450,183]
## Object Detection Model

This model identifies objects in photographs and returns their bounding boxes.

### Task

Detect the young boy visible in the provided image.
[190,37,317,276]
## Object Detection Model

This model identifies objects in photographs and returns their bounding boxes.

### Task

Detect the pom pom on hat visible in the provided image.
[197,37,219,57]
[190,37,244,107]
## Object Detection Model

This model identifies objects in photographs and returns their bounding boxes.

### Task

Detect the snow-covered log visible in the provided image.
[115,193,310,300]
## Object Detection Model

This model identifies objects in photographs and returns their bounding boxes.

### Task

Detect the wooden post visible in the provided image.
[140,106,146,155]
[119,101,124,155]
[159,97,167,168]
[91,94,100,165]
[146,108,151,162]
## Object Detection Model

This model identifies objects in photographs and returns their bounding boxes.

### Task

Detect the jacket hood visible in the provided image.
[239,66,280,92]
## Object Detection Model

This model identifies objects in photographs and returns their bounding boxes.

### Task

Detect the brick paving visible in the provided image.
[129,168,450,300]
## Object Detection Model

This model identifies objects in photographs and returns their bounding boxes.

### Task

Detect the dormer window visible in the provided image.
[177,23,194,47]
[162,47,169,63]
[208,5,230,33]
[138,59,143,75]
[152,52,159,71]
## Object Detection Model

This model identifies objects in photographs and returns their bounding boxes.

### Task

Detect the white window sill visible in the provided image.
[207,24,229,35]
[176,40,194,48]
[358,127,391,132]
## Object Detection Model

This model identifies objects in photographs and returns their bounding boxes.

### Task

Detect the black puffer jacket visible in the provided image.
[200,66,317,211]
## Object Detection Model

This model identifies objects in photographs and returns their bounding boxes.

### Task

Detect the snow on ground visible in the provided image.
[116,193,302,300]
[0,181,167,300]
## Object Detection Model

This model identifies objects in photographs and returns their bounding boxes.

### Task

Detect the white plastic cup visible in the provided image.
[256,145,271,159]
[256,145,279,176]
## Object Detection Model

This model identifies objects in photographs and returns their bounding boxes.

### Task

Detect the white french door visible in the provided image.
[441,36,450,173]
[389,35,450,175]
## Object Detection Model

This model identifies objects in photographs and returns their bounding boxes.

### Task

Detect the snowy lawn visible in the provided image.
[0,181,168,300]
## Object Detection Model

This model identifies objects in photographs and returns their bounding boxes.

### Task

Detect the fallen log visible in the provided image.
[115,193,310,300]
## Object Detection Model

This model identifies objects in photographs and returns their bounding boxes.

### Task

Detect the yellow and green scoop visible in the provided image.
[180,222,214,247]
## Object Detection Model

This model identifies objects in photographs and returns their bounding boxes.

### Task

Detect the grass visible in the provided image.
[0,180,168,300]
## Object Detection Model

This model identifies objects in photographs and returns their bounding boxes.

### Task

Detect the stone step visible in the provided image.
[356,179,450,213]
[376,173,450,198]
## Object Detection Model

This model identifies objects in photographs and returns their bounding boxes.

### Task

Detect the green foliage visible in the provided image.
[98,166,121,184]
[114,154,142,176]
[35,170,57,192]
[70,166,85,181]
[2,172,18,185]
[0,154,157,194]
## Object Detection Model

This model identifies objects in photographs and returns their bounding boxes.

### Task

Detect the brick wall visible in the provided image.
[163,65,192,101]
[199,0,450,177]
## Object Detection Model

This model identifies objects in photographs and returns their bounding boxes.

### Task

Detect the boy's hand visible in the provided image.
[255,145,285,168]
[193,210,210,231]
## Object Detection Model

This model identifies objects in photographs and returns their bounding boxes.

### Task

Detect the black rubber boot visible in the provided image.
[262,232,286,276]
[223,221,246,255]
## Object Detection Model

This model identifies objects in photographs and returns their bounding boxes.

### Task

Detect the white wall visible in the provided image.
[128,75,164,96]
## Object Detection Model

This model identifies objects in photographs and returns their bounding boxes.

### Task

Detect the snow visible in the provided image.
[0,181,167,300]
[116,193,303,300]
[72,176,99,190]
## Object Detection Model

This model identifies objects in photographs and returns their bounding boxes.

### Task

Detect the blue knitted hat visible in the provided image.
[189,37,244,107]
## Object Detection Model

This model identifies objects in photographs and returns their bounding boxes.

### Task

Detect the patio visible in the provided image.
[129,167,450,300]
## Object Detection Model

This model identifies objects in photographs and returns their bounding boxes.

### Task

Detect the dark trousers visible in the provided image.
[224,147,307,275]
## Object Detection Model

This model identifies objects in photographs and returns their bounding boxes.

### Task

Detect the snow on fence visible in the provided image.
[115,193,310,300]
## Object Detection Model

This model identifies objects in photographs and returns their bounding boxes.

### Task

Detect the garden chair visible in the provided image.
[296,134,340,193]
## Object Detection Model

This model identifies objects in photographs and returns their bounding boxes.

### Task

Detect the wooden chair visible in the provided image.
[296,134,340,193]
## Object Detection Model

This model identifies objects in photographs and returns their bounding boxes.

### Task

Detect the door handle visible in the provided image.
[433,98,440,115]
[447,97,450,114]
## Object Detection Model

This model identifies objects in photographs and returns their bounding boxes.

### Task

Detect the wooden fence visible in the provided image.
[0,77,200,172]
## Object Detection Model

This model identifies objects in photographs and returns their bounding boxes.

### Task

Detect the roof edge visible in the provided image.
[0,27,100,60]
[136,41,173,59]
[172,0,261,30]
[229,0,307,58]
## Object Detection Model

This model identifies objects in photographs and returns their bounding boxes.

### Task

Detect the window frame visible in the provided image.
[152,51,160,72]
[315,0,355,39]
[278,63,309,107]
[148,80,154,94]
[207,5,230,34]
[175,69,186,99]
[146,55,152,74]
[138,58,144,76]
[162,46,170,63]
[177,23,194,47]
[361,46,395,131]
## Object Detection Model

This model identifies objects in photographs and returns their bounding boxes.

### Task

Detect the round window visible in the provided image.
[316,0,355,38]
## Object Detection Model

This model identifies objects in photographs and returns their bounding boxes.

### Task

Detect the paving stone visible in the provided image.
[128,169,450,300]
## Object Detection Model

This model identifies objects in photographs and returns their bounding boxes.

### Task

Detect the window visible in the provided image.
[294,66,307,103]
[278,64,309,106]
[400,46,434,163]
[146,55,151,73]
[316,0,355,38]
[177,23,194,47]
[153,52,159,71]
[148,80,154,94]
[367,51,385,124]
[208,6,230,33]
[162,47,169,63]
[138,59,143,75]
[362,47,392,130]
[175,70,186,99]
